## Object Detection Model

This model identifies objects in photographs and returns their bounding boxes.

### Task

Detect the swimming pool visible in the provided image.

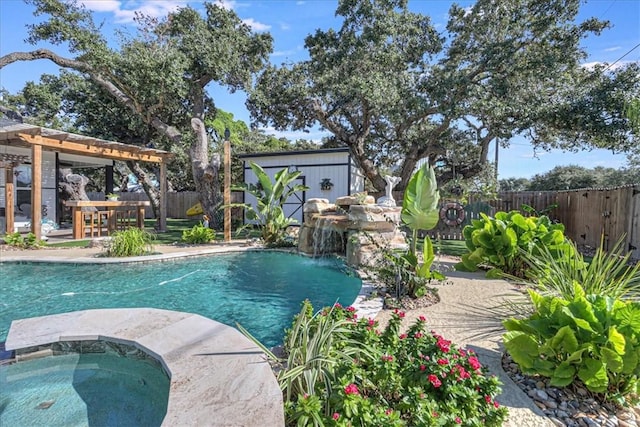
[0,251,361,347]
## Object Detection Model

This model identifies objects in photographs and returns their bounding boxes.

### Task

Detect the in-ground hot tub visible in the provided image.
[0,341,170,426]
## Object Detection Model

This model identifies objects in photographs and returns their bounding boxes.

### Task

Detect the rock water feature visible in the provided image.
[299,191,407,267]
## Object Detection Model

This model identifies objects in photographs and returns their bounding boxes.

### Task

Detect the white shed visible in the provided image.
[238,147,365,224]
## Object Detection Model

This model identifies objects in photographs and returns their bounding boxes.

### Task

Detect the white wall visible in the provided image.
[241,149,364,224]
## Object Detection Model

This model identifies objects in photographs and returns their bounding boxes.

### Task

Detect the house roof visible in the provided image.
[0,118,173,164]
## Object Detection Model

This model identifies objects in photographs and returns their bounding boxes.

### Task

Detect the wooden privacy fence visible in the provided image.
[373,187,640,259]
[86,191,244,221]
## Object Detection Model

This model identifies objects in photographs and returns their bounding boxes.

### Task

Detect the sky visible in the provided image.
[0,0,639,180]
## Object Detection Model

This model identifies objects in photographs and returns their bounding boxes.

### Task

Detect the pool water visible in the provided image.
[0,351,169,426]
[0,251,361,347]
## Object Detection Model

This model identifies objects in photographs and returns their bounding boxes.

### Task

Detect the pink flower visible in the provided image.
[385,408,393,415]
[485,395,492,403]
[437,358,448,365]
[428,374,442,388]
[368,318,375,326]
[335,303,342,309]
[414,332,423,338]
[419,364,426,371]
[419,315,426,321]
[346,306,355,312]
[393,309,406,318]
[332,412,340,421]
[494,400,500,408]
[399,333,408,340]
[436,337,451,353]
[432,411,439,418]
[455,416,462,424]
[468,356,481,370]
[344,383,360,395]
[381,354,394,362]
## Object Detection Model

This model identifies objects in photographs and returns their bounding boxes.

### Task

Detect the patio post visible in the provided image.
[31,144,42,240]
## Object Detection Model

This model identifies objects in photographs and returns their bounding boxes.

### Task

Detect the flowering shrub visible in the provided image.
[269,303,508,426]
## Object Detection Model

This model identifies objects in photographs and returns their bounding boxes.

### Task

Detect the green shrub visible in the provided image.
[456,211,576,278]
[503,282,640,405]
[181,223,215,244]
[3,232,42,249]
[376,236,444,300]
[105,227,155,257]
[241,302,507,426]
[518,235,640,301]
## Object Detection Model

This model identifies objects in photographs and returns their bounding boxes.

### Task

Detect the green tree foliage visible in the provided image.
[248,0,632,193]
[1,0,273,225]
[527,165,640,190]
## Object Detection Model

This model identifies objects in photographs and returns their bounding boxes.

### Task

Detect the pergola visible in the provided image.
[0,118,173,239]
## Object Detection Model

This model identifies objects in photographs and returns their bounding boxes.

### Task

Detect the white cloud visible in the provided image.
[242,18,271,31]
[280,22,291,31]
[80,0,188,23]
[604,46,622,52]
[272,49,298,57]
[581,60,637,71]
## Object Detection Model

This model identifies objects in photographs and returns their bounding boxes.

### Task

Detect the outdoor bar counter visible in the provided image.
[65,200,150,239]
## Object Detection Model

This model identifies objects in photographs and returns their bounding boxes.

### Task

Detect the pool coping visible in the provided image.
[4,308,286,426]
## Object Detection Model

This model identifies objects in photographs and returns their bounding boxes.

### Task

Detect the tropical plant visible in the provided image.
[105,227,155,257]
[377,236,444,300]
[230,162,309,246]
[456,211,576,278]
[181,222,215,244]
[503,282,640,405]
[401,164,440,256]
[241,303,507,426]
[3,232,42,249]
[518,236,640,302]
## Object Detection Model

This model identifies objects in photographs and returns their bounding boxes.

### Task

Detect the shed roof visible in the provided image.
[237,147,349,159]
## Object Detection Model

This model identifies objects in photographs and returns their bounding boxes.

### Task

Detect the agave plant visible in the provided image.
[230,162,309,246]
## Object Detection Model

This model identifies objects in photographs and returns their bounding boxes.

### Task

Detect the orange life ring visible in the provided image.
[439,202,465,227]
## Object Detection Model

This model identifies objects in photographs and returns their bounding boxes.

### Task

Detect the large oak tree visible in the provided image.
[248,0,637,192]
[0,0,273,224]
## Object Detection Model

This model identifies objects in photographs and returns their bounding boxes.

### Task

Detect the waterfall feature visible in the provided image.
[299,197,408,268]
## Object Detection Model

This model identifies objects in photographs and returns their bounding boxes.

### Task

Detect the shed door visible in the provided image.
[283,176,306,225]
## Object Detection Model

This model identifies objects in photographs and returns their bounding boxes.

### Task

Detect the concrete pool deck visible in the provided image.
[1,242,551,426]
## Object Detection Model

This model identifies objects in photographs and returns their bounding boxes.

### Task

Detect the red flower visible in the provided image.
[368,318,376,326]
[393,309,406,318]
[346,306,355,312]
[494,400,500,408]
[436,337,451,353]
[419,315,426,321]
[399,333,408,340]
[414,332,423,338]
[428,374,442,388]
[485,395,492,403]
[332,412,340,420]
[344,383,360,395]
[455,416,462,424]
[468,356,481,370]
[381,354,394,362]
[437,358,448,365]
[420,364,426,371]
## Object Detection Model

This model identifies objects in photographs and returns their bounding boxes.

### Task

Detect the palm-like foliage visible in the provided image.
[231,162,309,245]
[401,164,440,255]
[518,236,640,301]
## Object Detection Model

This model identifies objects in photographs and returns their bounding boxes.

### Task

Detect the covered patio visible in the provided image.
[0,118,173,240]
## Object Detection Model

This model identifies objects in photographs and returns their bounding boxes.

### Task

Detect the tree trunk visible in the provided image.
[126,161,160,219]
[190,117,222,228]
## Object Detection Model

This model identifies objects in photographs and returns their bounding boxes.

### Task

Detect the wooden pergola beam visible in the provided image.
[16,132,170,164]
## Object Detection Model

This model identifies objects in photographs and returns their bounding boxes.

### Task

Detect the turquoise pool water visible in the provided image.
[0,351,169,426]
[0,251,361,347]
